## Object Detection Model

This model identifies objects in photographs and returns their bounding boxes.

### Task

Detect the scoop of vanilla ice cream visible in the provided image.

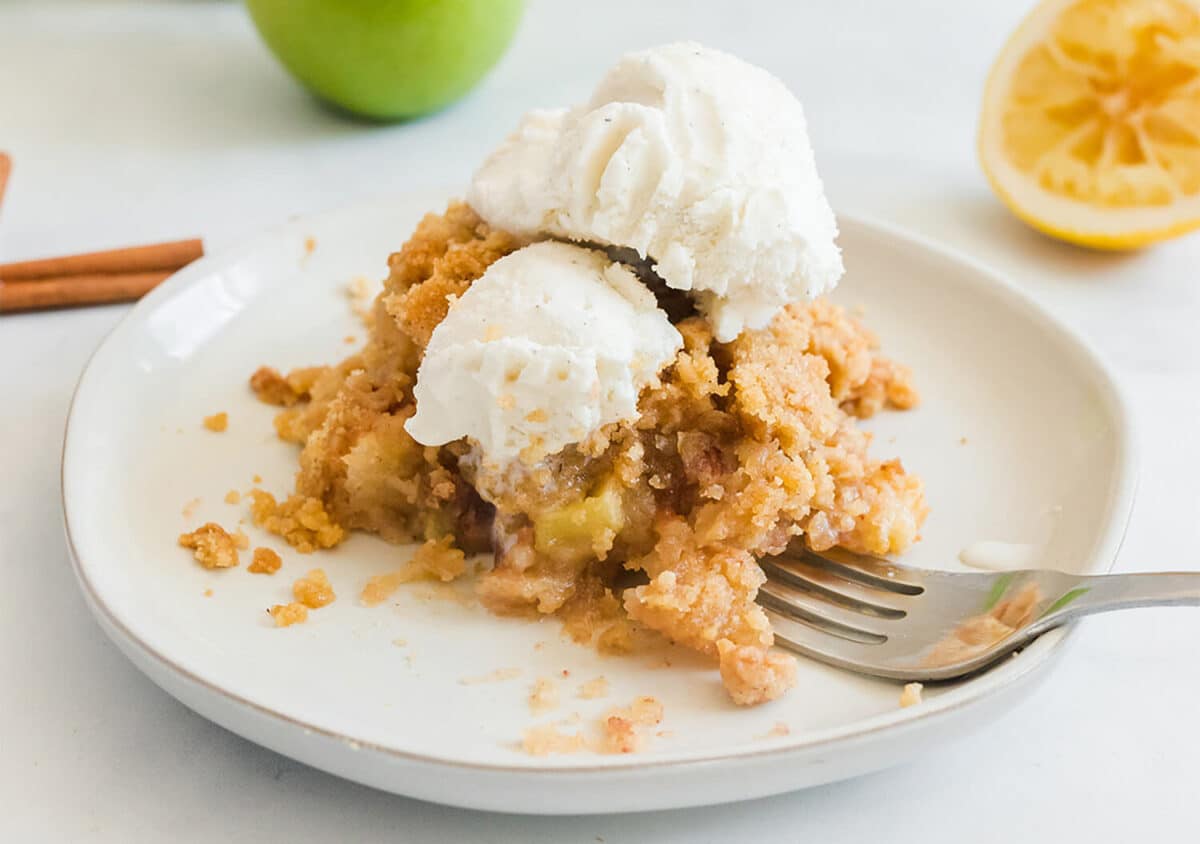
[404,241,682,464]
[469,42,843,343]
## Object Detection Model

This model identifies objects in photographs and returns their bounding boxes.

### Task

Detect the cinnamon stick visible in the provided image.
[0,271,171,314]
[0,238,203,281]
[0,153,11,214]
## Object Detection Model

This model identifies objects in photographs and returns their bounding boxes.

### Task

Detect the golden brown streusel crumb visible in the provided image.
[716,640,798,706]
[269,602,308,627]
[460,667,522,685]
[178,522,241,569]
[409,536,467,582]
[529,677,559,714]
[248,546,282,575]
[249,366,304,407]
[181,497,200,519]
[360,571,405,607]
[344,335,356,344]
[304,235,316,256]
[203,412,228,432]
[233,529,249,550]
[292,568,335,609]
[203,588,214,598]
[249,489,344,553]
[521,723,588,756]
[224,489,242,505]
[900,682,924,708]
[577,676,609,700]
[383,202,522,349]
[253,474,263,484]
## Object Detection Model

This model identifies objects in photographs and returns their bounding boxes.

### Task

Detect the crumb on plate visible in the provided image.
[269,602,308,627]
[248,546,282,575]
[178,522,241,569]
[203,412,228,432]
[249,488,344,553]
[293,568,335,608]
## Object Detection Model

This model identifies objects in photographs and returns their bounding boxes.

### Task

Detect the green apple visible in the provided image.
[245,0,524,121]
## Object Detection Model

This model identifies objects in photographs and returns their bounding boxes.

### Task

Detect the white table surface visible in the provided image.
[3,0,1198,840]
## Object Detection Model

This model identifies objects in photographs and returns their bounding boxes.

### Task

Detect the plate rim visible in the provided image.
[60,196,1139,776]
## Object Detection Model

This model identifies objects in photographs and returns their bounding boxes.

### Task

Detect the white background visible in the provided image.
[2,0,1199,840]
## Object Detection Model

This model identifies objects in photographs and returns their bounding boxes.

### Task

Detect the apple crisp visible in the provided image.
[253,202,927,705]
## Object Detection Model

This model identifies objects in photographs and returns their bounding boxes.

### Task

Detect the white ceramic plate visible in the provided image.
[62,192,1136,814]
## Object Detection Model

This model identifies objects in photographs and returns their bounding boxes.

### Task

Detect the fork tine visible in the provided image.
[776,544,925,596]
[763,608,890,671]
[758,580,888,643]
[761,559,908,618]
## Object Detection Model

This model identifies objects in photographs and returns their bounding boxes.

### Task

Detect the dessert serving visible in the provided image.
[245,43,928,705]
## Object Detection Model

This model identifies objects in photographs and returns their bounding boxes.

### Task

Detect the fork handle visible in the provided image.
[1046,572,1200,625]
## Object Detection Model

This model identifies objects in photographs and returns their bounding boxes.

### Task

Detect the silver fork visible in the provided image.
[758,544,1200,681]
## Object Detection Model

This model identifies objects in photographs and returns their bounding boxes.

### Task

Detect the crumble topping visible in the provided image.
[715,639,799,706]
[269,602,308,627]
[224,489,242,505]
[248,547,282,575]
[292,568,335,608]
[178,522,243,569]
[249,365,324,408]
[203,412,228,432]
[249,489,344,553]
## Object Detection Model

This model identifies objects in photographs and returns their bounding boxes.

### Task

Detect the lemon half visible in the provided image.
[980,0,1200,249]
